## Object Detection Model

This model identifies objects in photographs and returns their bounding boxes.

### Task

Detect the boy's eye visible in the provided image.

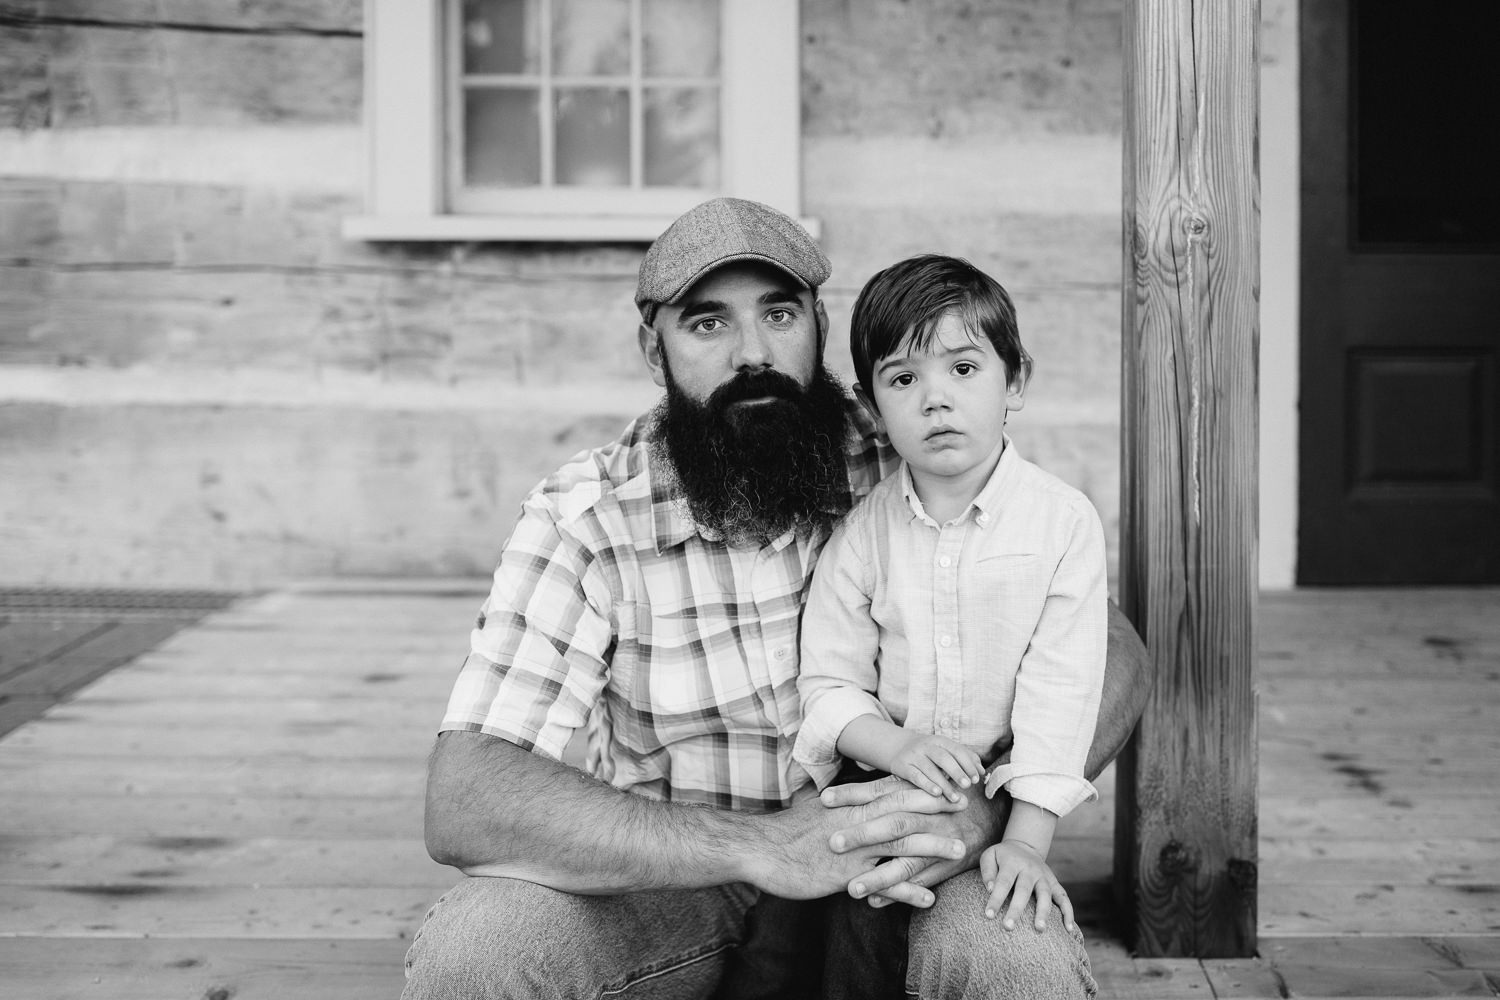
[953,361,978,377]
[889,372,916,388]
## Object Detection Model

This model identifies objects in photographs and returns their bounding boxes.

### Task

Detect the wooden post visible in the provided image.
[1114,0,1261,957]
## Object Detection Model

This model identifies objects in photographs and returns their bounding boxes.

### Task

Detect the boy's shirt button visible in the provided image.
[939,556,953,568]
[939,635,953,648]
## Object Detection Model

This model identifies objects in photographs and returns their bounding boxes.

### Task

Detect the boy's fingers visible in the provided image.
[1056,885,1077,931]
[983,877,1011,920]
[1033,885,1053,930]
[906,760,952,800]
[1002,874,1034,929]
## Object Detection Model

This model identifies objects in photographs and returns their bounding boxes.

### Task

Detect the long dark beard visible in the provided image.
[653,361,853,547]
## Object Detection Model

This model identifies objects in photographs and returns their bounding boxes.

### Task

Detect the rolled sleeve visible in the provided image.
[996,496,1109,819]
[792,518,886,786]
[985,766,1098,816]
[441,490,614,762]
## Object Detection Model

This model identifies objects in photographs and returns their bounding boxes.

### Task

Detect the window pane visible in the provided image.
[465,88,540,186]
[553,0,629,77]
[644,86,718,188]
[463,0,541,75]
[555,88,629,186]
[643,0,719,78]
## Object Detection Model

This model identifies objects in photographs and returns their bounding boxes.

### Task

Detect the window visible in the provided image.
[346,0,806,241]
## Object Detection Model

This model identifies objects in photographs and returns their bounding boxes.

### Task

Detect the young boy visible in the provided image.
[792,254,1108,935]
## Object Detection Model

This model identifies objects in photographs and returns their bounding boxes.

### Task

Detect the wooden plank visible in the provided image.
[0,721,436,759]
[0,937,408,1000]
[0,756,428,797]
[0,835,452,887]
[0,884,439,938]
[1260,838,1500,885]
[1115,0,1261,958]
[0,749,428,790]
[1,794,425,839]
[1260,797,1500,840]
[1261,884,1500,937]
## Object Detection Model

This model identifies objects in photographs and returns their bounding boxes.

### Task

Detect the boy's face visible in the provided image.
[869,311,1025,490]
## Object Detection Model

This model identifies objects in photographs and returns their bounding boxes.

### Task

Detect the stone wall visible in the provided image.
[0,0,1126,587]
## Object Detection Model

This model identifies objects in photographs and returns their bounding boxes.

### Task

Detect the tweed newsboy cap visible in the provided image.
[635,197,831,318]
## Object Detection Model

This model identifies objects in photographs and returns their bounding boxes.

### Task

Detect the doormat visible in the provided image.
[0,587,246,739]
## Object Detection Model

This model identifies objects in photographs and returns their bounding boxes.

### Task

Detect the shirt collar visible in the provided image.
[899,434,1019,525]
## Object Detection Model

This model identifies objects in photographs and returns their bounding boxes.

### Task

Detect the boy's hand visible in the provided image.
[979,839,1076,933]
[887,732,984,804]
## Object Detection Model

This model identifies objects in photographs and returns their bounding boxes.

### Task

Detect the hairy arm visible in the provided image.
[423,729,968,898]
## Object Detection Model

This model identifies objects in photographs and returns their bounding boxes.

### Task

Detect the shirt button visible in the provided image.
[939,635,953,648]
[774,647,789,659]
[977,513,990,525]
[939,555,953,568]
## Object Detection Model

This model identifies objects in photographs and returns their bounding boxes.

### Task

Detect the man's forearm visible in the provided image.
[424,730,760,893]
[423,730,959,900]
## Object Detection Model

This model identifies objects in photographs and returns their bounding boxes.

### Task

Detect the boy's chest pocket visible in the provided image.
[969,553,1049,639]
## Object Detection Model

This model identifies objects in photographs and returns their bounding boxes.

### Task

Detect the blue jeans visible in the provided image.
[401,872,1095,999]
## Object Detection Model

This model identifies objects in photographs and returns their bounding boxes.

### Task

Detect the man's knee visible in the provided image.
[906,872,1096,999]
[402,877,754,1000]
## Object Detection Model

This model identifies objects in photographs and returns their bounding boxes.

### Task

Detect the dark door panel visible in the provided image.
[1300,0,1500,584]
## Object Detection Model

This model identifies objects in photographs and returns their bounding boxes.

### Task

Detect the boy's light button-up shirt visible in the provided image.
[792,438,1108,818]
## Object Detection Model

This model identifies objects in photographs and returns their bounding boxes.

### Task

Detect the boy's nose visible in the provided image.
[921,386,952,413]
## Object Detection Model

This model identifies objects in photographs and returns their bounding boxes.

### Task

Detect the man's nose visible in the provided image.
[731,324,773,371]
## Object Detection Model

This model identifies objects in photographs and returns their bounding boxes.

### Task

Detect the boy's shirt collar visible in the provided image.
[899,434,1018,527]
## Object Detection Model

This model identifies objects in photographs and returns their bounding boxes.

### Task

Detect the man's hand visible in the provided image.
[819,775,1007,908]
[885,732,985,804]
[745,781,967,901]
[980,840,1076,933]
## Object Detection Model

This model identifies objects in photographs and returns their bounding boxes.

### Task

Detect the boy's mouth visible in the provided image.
[924,425,961,442]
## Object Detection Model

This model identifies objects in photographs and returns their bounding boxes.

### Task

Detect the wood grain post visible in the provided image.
[1114,0,1261,957]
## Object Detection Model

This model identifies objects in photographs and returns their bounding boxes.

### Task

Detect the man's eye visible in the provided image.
[766,308,794,324]
[694,318,726,334]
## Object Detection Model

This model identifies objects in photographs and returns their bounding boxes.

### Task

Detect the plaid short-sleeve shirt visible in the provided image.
[441,399,893,812]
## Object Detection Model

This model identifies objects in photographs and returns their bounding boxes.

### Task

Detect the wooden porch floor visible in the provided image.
[0,584,1496,998]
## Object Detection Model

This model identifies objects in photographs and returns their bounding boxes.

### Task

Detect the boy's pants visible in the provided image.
[399,871,1096,999]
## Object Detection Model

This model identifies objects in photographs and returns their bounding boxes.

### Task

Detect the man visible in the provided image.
[402,198,1150,998]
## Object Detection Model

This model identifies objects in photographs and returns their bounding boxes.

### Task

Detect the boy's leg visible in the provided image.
[402,876,767,999]
[905,870,1097,1000]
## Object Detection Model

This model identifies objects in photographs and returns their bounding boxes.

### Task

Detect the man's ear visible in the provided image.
[814,298,829,357]
[853,382,884,428]
[638,323,668,388]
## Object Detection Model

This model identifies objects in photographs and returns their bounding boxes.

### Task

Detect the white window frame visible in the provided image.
[344,0,809,242]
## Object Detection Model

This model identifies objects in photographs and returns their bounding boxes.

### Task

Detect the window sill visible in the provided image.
[342,213,822,243]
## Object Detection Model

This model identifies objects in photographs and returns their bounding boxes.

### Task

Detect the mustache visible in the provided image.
[706,370,807,412]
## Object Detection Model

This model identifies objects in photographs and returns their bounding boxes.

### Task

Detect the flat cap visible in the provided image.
[636,198,831,318]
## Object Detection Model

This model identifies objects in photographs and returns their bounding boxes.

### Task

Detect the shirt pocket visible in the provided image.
[968,553,1050,656]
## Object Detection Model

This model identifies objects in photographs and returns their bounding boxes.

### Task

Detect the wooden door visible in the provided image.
[1300,0,1500,584]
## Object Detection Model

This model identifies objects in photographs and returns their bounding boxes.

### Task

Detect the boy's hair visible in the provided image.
[849,254,1033,401]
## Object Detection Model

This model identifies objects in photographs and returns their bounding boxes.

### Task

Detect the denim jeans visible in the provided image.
[401,871,1095,999]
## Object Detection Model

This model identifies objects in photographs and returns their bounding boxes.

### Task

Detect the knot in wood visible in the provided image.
[1184,216,1209,237]
[1157,839,1198,877]
[1227,857,1258,893]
